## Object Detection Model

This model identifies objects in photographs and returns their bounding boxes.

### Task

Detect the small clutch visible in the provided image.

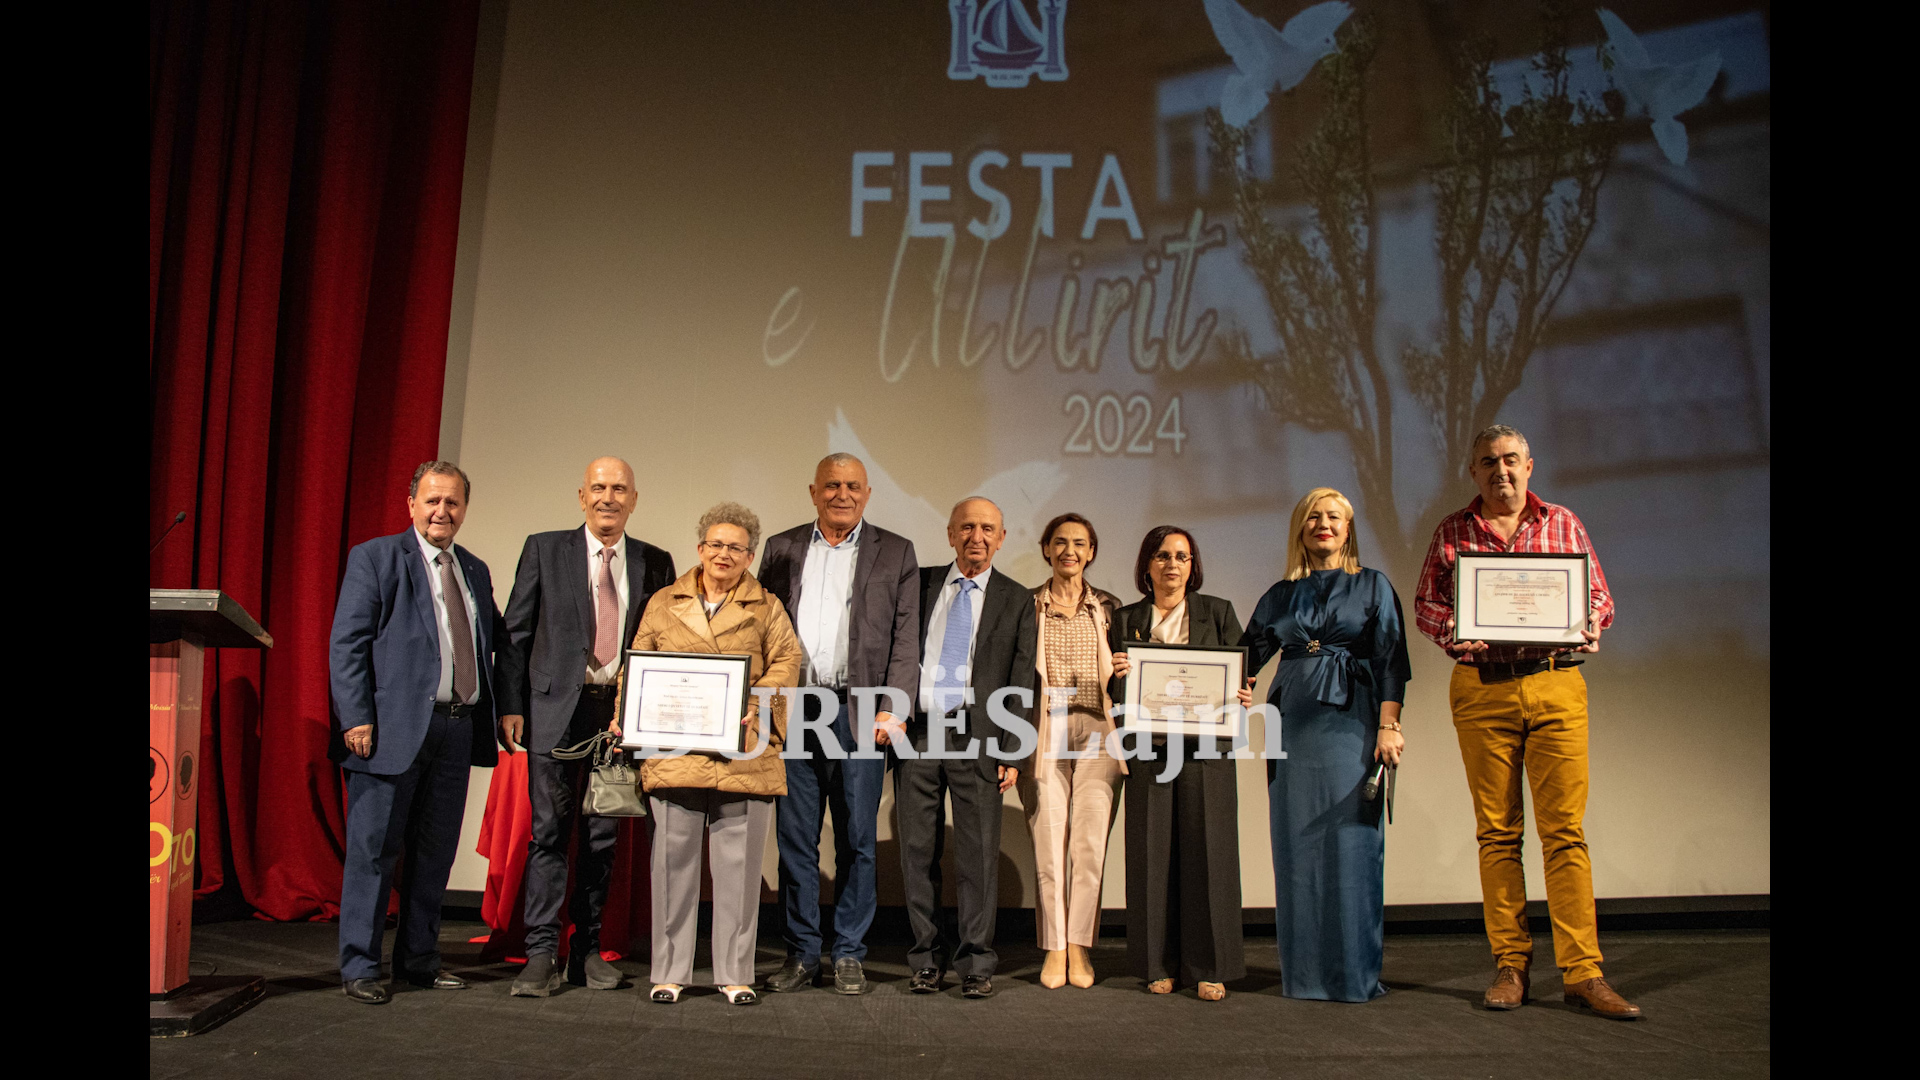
[553,731,649,818]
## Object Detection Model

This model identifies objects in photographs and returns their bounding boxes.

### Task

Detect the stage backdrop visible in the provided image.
[439,0,1769,908]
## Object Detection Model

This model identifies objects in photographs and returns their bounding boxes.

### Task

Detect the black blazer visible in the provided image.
[911,564,1037,772]
[1108,592,1245,700]
[328,528,503,774]
[757,520,920,708]
[496,528,676,753]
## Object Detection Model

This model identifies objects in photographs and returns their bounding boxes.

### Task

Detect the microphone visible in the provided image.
[1363,762,1387,801]
[150,510,188,555]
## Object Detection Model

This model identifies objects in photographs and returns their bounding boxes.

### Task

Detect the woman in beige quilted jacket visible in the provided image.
[628,502,801,1005]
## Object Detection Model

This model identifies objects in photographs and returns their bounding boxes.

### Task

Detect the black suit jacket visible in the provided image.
[757,519,920,711]
[496,528,676,753]
[911,563,1037,773]
[1108,592,1245,700]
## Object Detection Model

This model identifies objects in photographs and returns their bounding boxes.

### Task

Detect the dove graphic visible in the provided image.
[1597,8,1721,167]
[826,408,1067,566]
[1203,0,1354,127]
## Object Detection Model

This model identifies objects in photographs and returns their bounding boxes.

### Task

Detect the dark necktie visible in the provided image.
[436,550,478,704]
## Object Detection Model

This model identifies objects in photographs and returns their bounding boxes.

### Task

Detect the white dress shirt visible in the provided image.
[413,527,480,705]
[795,519,862,689]
[584,526,631,685]
[918,562,992,715]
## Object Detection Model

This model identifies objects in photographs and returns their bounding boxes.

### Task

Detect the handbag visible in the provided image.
[551,730,648,818]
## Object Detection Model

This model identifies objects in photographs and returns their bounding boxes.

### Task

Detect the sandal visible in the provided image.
[650,983,683,1003]
[1147,978,1174,995]
[1198,982,1226,1001]
[722,985,758,1006]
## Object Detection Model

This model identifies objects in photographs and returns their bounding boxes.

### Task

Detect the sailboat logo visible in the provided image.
[948,0,1068,87]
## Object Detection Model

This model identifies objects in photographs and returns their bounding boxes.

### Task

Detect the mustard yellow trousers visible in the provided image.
[1450,663,1604,982]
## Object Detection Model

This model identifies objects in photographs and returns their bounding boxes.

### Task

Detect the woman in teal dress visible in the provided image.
[1243,487,1410,1002]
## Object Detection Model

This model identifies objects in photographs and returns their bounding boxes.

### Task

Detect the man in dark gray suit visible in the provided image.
[758,453,919,995]
[496,457,675,997]
[898,497,1035,999]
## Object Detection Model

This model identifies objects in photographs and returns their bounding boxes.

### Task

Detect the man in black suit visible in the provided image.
[329,461,505,1004]
[496,457,676,997]
[898,497,1036,999]
[757,453,920,995]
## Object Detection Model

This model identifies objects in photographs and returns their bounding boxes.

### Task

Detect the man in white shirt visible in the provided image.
[898,498,1036,999]
[756,454,921,995]
[497,457,676,997]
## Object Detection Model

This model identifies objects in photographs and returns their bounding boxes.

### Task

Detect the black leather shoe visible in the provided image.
[402,969,467,990]
[961,975,993,999]
[833,957,870,995]
[343,978,390,1004]
[763,957,819,993]
[908,967,944,994]
[568,951,623,990]
[511,953,562,998]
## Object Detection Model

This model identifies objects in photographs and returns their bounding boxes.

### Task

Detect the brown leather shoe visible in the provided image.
[1563,977,1642,1020]
[1482,966,1529,1010]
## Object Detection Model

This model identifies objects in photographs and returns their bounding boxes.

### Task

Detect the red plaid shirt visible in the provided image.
[1414,491,1614,664]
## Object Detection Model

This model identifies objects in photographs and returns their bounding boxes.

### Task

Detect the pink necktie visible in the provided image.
[594,547,619,669]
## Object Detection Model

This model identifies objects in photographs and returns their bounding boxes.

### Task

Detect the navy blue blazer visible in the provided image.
[329,527,503,775]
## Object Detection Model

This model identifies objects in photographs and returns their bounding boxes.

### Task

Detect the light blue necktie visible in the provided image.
[933,577,978,716]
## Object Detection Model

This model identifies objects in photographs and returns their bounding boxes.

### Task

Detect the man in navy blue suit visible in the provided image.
[329,460,506,1004]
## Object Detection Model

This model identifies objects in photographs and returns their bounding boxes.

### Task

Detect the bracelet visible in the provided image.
[1378,722,1402,731]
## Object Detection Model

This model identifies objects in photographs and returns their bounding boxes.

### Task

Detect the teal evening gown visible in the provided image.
[1243,567,1411,1002]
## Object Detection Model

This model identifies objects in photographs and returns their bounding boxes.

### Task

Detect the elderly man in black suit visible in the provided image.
[898,497,1036,999]
[496,457,676,997]
[757,453,920,995]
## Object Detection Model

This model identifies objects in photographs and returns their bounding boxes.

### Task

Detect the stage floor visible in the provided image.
[151,920,1768,1079]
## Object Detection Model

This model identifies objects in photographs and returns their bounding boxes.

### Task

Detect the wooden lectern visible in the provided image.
[150,590,271,1036]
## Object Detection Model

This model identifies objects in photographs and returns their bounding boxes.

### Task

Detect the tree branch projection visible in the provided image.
[1211,4,1621,576]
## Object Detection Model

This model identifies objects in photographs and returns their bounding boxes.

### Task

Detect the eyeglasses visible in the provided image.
[1150,552,1192,565]
[700,541,751,556]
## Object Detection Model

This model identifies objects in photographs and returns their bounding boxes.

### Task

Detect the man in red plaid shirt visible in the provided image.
[1414,424,1641,1021]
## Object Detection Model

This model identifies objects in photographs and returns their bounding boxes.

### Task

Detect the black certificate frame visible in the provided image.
[1451,551,1591,647]
[615,649,754,753]
[1119,642,1249,739]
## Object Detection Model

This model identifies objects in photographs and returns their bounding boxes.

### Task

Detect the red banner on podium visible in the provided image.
[150,640,202,996]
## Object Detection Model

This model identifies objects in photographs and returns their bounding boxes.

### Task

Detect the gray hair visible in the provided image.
[410,460,471,500]
[696,501,762,552]
[1468,424,1531,466]
[949,496,1003,522]
[817,452,863,473]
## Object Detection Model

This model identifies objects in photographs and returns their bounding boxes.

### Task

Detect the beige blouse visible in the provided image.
[1148,599,1188,645]
[1043,601,1104,714]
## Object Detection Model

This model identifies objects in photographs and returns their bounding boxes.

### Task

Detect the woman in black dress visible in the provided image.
[1112,526,1253,1001]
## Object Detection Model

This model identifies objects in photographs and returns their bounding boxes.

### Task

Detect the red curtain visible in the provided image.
[150,0,480,921]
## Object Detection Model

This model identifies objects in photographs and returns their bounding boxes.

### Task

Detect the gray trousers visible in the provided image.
[650,788,774,987]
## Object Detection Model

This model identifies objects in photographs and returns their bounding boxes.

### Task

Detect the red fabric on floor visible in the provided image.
[474,751,651,961]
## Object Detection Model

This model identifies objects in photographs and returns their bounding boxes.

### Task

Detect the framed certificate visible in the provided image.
[615,650,753,753]
[1452,552,1591,646]
[1119,643,1248,739]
